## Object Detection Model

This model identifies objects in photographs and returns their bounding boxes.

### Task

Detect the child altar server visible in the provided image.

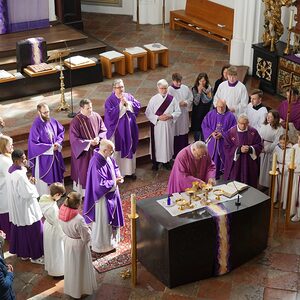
[291,132,300,222]
[59,192,97,298]
[39,182,66,277]
[274,134,293,209]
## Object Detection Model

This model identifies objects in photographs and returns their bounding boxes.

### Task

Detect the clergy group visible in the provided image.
[1,67,300,298]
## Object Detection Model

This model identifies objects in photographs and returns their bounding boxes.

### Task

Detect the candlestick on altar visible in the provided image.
[269,169,278,237]
[290,148,295,168]
[128,193,139,287]
[289,10,294,29]
[131,194,136,216]
[285,160,296,227]
[271,153,277,174]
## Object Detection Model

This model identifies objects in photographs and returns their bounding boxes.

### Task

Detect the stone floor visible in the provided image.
[1,12,300,300]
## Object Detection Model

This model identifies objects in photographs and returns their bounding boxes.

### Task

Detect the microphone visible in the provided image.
[232,181,241,206]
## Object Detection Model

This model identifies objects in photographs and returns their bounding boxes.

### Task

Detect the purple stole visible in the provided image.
[151,94,173,164]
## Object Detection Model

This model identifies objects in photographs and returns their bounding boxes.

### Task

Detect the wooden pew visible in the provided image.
[170,0,234,52]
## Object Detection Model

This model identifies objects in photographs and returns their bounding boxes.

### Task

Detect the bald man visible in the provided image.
[83,139,124,254]
[202,99,236,179]
[223,114,263,188]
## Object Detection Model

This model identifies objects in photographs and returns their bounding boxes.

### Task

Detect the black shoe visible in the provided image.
[163,162,172,170]
[126,174,137,180]
[152,163,159,171]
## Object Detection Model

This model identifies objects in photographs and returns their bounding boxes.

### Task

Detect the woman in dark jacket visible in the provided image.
[191,73,213,141]
[0,230,15,300]
[213,64,230,95]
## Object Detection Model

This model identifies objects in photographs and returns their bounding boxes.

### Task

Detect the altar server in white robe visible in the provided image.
[39,182,66,277]
[290,132,300,221]
[246,89,268,130]
[7,149,44,263]
[59,192,96,299]
[274,134,293,209]
[168,72,193,157]
[258,110,284,188]
[145,79,181,170]
[214,66,248,117]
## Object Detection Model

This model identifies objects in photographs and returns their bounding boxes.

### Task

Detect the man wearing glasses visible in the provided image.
[104,79,141,180]
[145,79,181,171]
[83,139,124,254]
[28,103,65,195]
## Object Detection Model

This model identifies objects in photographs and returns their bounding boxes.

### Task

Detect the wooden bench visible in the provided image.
[170,0,234,52]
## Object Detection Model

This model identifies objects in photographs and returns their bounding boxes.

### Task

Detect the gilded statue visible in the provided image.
[262,0,295,51]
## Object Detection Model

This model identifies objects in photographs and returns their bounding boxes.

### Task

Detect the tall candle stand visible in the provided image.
[269,169,278,235]
[128,193,139,287]
[285,162,296,227]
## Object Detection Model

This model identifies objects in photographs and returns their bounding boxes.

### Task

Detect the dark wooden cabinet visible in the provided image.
[252,42,286,94]
[55,0,83,30]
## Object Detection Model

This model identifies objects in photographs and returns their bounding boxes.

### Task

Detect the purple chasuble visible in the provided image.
[69,112,107,188]
[168,145,216,194]
[151,94,174,163]
[104,92,140,158]
[278,99,300,130]
[202,109,237,178]
[83,150,124,228]
[28,116,65,185]
[223,126,263,188]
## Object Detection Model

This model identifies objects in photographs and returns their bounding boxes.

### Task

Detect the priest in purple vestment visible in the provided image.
[223,114,263,188]
[69,99,107,196]
[83,139,124,253]
[278,87,300,142]
[104,79,140,179]
[202,99,237,179]
[168,141,216,194]
[28,103,65,195]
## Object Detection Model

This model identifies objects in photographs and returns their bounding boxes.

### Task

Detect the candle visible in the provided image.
[289,10,294,29]
[290,148,295,168]
[131,194,136,216]
[271,152,277,174]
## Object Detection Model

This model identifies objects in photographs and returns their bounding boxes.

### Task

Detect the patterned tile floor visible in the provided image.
[1,13,299,300]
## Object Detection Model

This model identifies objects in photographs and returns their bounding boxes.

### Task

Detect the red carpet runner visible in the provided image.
[93,180,168,273]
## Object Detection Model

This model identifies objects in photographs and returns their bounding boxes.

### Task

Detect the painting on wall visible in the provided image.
[82,0,122,6]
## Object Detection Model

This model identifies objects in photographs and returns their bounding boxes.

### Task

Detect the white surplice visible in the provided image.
[213,81,248,117]
[59,214,97,299]
[145,93,181,163]
[246,103,268,131]
[168,84,193,136]
[7,167,42,226]
[290,144,300,217]
[39,195,64,276]
[0,155,12,214]
[258,124,284,187]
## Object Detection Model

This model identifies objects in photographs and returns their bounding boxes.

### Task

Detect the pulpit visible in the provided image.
[55,0,83,30]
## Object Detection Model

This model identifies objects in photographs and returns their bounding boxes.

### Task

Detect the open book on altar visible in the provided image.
[213,181,248,198]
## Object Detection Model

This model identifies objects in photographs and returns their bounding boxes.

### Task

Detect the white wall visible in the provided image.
[210,0,234,9]
[82,0,133,15]
[81,0,234,16]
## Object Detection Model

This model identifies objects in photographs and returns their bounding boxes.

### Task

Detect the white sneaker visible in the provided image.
[291,215,300,222]
[30,257,44,265]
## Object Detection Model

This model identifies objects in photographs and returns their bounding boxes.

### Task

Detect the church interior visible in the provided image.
[1,0,300,299]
